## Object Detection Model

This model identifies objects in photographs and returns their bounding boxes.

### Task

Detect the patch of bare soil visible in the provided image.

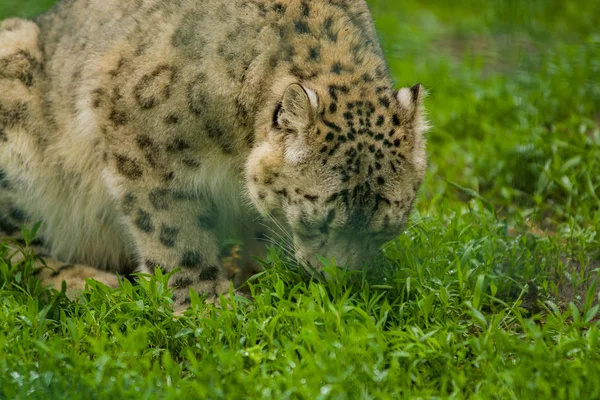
[553,258,599,308]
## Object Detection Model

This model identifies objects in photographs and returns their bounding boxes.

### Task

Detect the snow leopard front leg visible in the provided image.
[105,165,231,309]
[89,62,240,310]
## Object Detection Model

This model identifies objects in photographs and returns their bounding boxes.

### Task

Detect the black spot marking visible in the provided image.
[0,50,37,86]
[173,275,193,288]
[0,216,18,235]
[304,194,319,203]
[134,209,154,233]
[331,62,348,75]
[377,177,385,185]
[273,3,286,14]
[0,169,11,189]
[0,102,28,130]
[172,12,207,60]
[280,42,295,62]
[326,193,339,203]
[167,138,191,152]
[165,114,180,124]
[323,119,342,133]
[115,155,143,180]
[149,188,171,210]
[109,110,128,126]
[329,103,337,114]
[134,65,177,109]
[205,119,234,154]
[309,46,321,61]
[197,214,217,230]
[91,88,105,109]
[181,251,202,268]
[328,85,349,101]
[323,17,337,42]
[350,44,367,66]
[295,20,310,34]
[375,66,387,80]
[376,115,385,126]
[164,171,175,182]
[8,207,27,223]
[122,193,136,215]
[358,71,373,82]
[326,209,336,224]
[275,188,289,198]
[199,265,220,281]
[159,224,180,248]
[136,135,160,168]
[301,2,310,17]
[392,114,401,126]
[378,97,390,108]
[205,121,224,140]
[108,57,127,77]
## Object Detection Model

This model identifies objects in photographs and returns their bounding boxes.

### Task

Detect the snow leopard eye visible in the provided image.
[272,102,283,128]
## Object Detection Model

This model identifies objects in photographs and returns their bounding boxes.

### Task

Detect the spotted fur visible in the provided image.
[0,0,428,310]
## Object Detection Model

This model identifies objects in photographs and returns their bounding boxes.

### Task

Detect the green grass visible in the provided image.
[1,0,599,398]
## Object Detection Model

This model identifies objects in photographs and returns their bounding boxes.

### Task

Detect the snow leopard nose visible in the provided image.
[334,246,371,270]
[298,235,376,273]
[301,250,370,274]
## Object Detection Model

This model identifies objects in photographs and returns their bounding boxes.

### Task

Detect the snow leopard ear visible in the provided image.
[273,84,317,133]
[396,83,425,120]
[397,83,429,172]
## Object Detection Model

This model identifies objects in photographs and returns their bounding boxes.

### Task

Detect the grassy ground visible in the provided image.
[1,0,599,398]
